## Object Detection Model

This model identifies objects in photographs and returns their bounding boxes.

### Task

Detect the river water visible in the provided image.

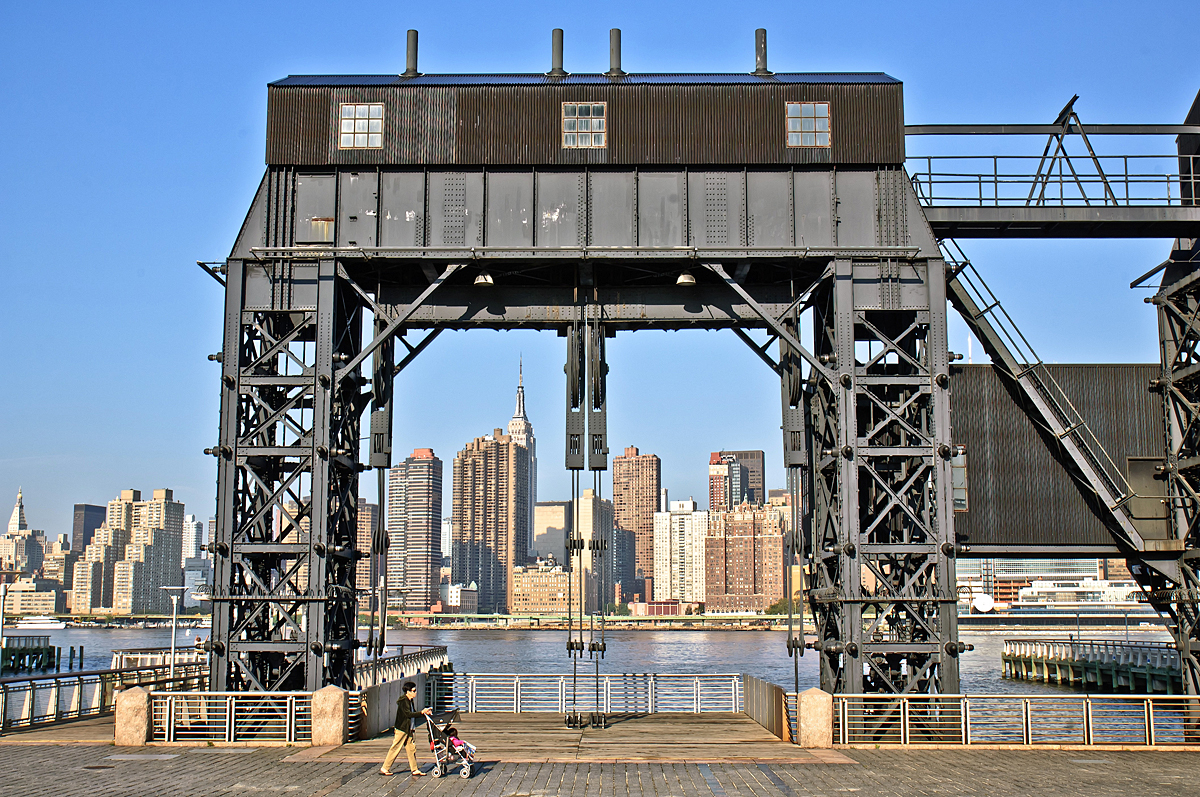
[19,626,1172,694]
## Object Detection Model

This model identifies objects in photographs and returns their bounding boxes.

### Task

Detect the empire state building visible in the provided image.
[507,361,537,552]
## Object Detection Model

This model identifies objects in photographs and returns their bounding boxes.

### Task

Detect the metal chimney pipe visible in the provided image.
[548,29,566,76]
[403,30,419,77]
[753,28,772,76]
[606,28,626,77]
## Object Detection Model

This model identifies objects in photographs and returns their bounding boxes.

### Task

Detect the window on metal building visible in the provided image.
[786,102,830,148]
[562,103,607,149]
[339,103,384,149]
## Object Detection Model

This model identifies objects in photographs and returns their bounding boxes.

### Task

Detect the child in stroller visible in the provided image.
[425,710,475,778]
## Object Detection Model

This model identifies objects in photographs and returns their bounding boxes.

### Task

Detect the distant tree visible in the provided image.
[606,602,631,616]
[764,597,800,615]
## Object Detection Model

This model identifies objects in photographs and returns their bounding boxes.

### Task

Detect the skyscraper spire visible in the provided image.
[8,487,28,535]
[513,356,527,420]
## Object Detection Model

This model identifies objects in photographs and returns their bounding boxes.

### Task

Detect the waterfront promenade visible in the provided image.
[0,740,1197,797]
[3,715,1200,796]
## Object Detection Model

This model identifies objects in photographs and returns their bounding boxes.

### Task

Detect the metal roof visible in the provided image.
[270,72,900,87]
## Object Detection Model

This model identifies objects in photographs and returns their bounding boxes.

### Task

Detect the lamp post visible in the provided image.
[160,586,187,680]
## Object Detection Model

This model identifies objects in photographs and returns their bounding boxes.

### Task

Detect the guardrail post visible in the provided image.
[226,695,235,743]
[649,674,656,714]
[514,676,521,713]
[604,676,611,714]
[694,677,701,713]
[841,697,848,745]
[901,697,909,745]
[468,677,476,714]
[1022,699,1031,745]
[287,695,296,743]
[731,676,737,713]
[1146,699,1155,746]
[0,683,7,733]
[963,698,971,745]
[166,695,176,743]
[559,677,565,714]
[1084,698,1092,745]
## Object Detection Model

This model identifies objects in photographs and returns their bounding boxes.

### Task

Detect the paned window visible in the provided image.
[562,103,607,149]
[786,102,830,148]
[339,103,384,149]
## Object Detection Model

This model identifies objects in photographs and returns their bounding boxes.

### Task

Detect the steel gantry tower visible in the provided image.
[205,29,1200,695]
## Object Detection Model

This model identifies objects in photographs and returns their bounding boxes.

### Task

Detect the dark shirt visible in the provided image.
[395,694,421,734]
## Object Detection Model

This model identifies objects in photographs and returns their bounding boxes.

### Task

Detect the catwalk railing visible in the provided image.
[353,645,449,688]
[150,691,311,743]
[907,153,1198,207]
[0,662,208,733]
[1003,638,1181,672]
[433,673,743,714]
[828,694,1200,746]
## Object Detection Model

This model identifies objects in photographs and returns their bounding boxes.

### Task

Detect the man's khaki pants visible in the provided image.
[382,727,419,773]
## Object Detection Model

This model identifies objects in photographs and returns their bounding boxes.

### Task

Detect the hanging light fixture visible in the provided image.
[474,271,495,287]
[676,270,696,286]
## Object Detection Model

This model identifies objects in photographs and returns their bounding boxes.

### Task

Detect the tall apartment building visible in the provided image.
[612,446,661,583]
[277,499,310,593]
[73,504,105,552]
[718,450,765,504]
[532,501,571,564]
[451,430,530,614]
[387,449,443,610]
[652,499,709,603]
[576,488,614,613]
[73,490,136,613]
[708,453,749,512]
[182,513,205,567]
[506,363,537,551]
[705,503,785,612]
[355,502,380,593]
[112,489,185,615]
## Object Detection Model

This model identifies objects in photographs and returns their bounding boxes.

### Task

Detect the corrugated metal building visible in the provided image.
[265,73,904,167]
[950,363,1161,553]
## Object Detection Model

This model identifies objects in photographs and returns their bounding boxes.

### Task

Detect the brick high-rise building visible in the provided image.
[705,503,785,613]
[612,446,661,582]
[708,453,748,512]
[388,449,443,610]
[510,555,580,615]
[718,450,765,504]
[452,431,530,614]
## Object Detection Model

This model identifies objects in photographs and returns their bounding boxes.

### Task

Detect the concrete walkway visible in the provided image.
[310,712,851,764]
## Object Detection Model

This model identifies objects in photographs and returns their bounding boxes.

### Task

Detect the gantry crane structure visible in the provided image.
[203,28,1200,695]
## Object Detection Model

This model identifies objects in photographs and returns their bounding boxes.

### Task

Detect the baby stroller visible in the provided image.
[425,710,475,779]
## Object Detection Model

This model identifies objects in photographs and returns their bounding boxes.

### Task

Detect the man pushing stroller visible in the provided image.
[380,681,432,778]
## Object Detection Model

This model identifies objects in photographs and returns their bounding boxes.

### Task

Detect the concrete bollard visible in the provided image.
[797,687,833,748]
[114,687,152,746]
[311,685,349,747]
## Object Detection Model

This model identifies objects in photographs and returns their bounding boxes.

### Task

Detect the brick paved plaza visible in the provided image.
[2,743,1199,797]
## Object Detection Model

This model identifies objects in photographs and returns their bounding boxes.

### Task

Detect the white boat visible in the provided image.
[13,616,66,630]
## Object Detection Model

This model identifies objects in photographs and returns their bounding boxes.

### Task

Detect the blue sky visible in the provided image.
[1,1,1195,539]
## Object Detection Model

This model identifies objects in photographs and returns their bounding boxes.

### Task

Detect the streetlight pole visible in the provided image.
[160,586,187,681]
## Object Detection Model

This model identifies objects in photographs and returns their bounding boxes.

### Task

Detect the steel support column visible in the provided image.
[210,258,363,691]
[806,258,960,694]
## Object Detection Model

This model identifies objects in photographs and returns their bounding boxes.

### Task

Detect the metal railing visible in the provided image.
[353,645,449,688]
[908,153,1199,207]
[1003,638,1181,671]
[150,691,311,743]
[434,673,743,714]
[0,662,208,733]
[828,694,1200,746]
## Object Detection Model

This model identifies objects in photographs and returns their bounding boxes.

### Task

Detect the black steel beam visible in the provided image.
[906,124,1200,136]
[924,206,1200,238]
